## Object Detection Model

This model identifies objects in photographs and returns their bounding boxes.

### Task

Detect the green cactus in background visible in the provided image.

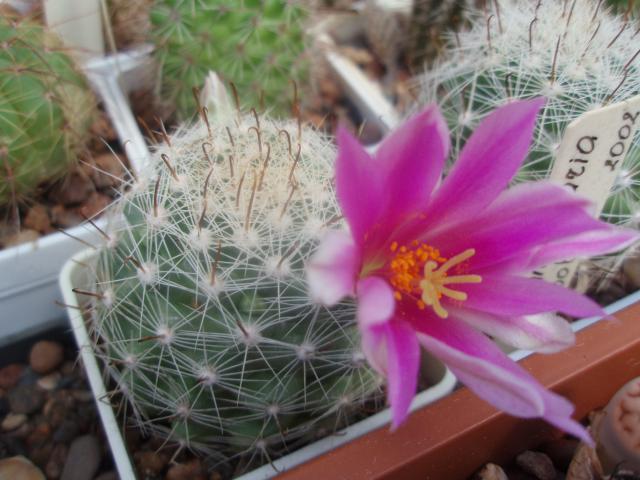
[419,0,640,227]
[89,111,381,470]
[0,16,96,205]
[151,0,308,121]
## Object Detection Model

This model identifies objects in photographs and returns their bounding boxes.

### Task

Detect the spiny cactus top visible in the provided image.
[89,110,381,469]
[151,0,308,121]
[0,16,96,205]
[418,0,640,226]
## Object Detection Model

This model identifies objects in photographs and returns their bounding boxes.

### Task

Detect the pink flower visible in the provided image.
[307,99,638,443]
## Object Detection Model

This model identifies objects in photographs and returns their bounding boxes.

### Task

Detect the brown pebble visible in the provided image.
[475,463,509,480]
[77,192,112,219]
[71,390,93,403]
[3,229,40,248]
[29,442,53,470]
[8,385,45,415]
[45,443,68,479]
[26,421,52,448]
[61,435,101,480]
[0,455,45,480]
[23,205,52,234]
[49,205,83,229]
[0,364,24,389]
[37,372,61,391]
[88,153,125,190]
[29,341,64,374]
[94,472,118,480]
[48,171,95,207]
[2,413,27,431]
[134,450,168,476]
[166,459,206,480]
[516,450,557,480]
[60,362,75,377]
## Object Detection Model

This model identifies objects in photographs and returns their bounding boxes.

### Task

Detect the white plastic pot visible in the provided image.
[0,48,150,346]
[59,248,457,480]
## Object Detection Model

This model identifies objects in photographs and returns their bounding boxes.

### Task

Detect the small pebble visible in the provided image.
[8,385,45,415]
[0,365,24,389]
[26,421,52,448]
[52,419,80,444]
[94,472,118,480]
[18,368,40,387]
[71,390,93,402]
[2,229,39,248]
[44,443,68,479]
[135,450,168,476]
[516,450,557,480]
[29,341,64,374]
[23,205,52,234]
[48,171,95,207]
[166,459,206,480]
[475,463,509,480]
[0,455,45,480]
[49,206,83,229]
[37,372,61,391]
[2,413,27,431]
[542,438,579,472]
[60,435,101,480]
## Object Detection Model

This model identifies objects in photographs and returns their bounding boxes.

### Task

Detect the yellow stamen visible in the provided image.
[419,248,482,319]
[388,242,482,317]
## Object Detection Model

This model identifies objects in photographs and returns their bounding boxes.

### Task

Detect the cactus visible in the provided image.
[0,16,96,205]
[150,0,308,121]
[418,0,640,227]
[88,110,381,469]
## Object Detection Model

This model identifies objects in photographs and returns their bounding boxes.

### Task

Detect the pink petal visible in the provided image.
[336,105,449,250]
[358,318,420,429]
[411,313,591,444]
[461,274,603,318]
[307,230,359,306]
[424,183,613,272]
[374,104,450,222]
[424,98,545,230]
[335,127,386,246]
[383,321,420,430]
[356,277,396,328]
[526,228,639,270]
[451,307,575,353]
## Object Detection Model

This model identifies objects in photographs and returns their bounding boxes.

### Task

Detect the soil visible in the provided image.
[0,107,130,251]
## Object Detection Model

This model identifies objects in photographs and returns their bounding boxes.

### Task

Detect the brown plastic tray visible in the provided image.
[278,301,640,480]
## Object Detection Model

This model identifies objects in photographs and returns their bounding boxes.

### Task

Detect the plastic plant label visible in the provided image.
[538,94,640,287]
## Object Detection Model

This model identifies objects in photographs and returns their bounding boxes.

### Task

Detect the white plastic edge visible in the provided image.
[59,248,137,480]
[317,33,400,133]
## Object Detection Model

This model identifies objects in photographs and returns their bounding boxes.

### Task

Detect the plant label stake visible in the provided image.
[539,94,640,289]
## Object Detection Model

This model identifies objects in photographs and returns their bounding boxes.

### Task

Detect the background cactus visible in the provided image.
[0,16,96,206]
[88,111,382,471]
[418,0,640,227]
[150,0,308,121]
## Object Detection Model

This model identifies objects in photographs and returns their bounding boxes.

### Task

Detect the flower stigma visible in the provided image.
[389,242,482,318]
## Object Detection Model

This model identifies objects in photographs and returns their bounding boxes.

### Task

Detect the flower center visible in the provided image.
[388,242,482,319]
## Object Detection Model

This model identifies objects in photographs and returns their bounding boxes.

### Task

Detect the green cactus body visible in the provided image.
[0,16,96,205]
[91,112,381,468]
[419,0,640,226]
[151,0,308,121]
